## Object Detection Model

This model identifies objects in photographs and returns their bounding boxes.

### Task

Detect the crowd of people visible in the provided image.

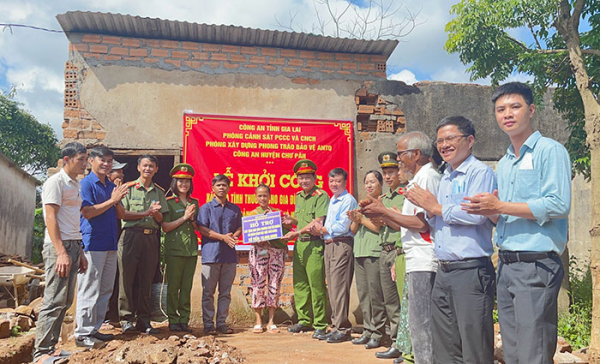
[33,81,570,364]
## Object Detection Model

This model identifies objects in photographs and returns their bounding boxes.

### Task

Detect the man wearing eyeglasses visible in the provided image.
[463,82,571,364]
[406,116,497,364]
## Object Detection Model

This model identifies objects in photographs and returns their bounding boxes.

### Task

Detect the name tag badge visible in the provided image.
[519,152,533,170]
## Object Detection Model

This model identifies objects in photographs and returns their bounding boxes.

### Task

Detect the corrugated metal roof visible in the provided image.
[56,11,398,58]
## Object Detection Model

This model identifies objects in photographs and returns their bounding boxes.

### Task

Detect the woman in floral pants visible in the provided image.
[248,184,290,333]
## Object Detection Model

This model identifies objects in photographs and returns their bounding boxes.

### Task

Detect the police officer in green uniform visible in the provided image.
[282,159,330,340]
[118,154,169,335]
[162,163,200,333]
[362,152,406,358]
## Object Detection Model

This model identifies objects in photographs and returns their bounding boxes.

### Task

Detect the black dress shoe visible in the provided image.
[351,335,370,345]
[327,330,351,343]
[312,328,329,340]
[180,323,192,333]
[136,323,159,335]
[169,323,182,332]
[393,357,405,364]
[90,332,114,341]
[121,322,136,334]
[376,347,402,359]
[365,338,381,349]
[288,323,312,333]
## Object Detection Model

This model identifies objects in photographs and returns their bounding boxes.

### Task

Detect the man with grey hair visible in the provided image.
[363,131,440,364]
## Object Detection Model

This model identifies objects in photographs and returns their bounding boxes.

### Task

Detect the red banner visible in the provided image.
[182,113,354,249]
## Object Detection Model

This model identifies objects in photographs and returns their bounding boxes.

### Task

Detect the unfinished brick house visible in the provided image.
[56,11,574,323]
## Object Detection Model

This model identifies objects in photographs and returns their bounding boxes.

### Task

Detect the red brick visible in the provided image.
[292,77,308,84]
[223,62,240,69]
[262,65,277,71]
[301,68,315,73]
[82,53,101,60]
[358,105,375,114]
[89,44,108,54]
[183,60,203,68]
[151,49,169,57]
[281,49,297,57]
[63,129,78,138]
[165,59,181,67]
[354,54,370,62]
[250,56,266,64]
[102,36,121,45]
[72,43,88,52]
[261,48,278,56]
[243,64,259,69]
[122,38,140,47]
[78,130,97,139]
[306,60,323,68]
[283,67,297,73]
[338,70,352,75]
[202,43,221,52]
[192,52,209,60]
[142,39,161,47]
[144,58,160,64]
[205,62,220,68]
[324,61,340,69]
[371,55,387,63]
[240,46,258,55]
[374,72,387,78]
[321,69,335,74]
[308,78,321,85]
[130,48,148,57]
[360,63,375,71]
[268,57,285,66]
[210,53,228,61]
[335,53,352,61]
[110,47,128,56]
[229,54,246,62]
[104,55,122,61]
[222,45,240,53]
[96,131,106,140]
[124,57,141,61]
[342,62,358,70]
[172,50,190,59]
[288,59,304,67]
[181,41,199,50]
[64,109,78,118]
[299,51,315,59]
[162,40,179,49]
[62,120,69,128]
[82,34,101,43]
[316,52,334,60]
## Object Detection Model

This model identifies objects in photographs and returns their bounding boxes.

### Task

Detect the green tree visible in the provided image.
[0,91,60,176]
[445,0,600,361]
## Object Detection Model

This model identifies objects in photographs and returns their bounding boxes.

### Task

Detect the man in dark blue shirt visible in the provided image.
[75,146,128,348]
[197,174,242,335]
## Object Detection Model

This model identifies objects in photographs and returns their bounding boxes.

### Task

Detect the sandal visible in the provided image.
[253,324,263,333]
[267,324,280,333]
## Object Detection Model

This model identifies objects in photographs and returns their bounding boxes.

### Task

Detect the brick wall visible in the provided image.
[63,61,106,145]
[68,33,388,85]
[355,87,406,133]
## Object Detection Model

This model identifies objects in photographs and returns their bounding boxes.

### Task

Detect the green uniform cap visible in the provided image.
[170,163,195,179]
[378,151,399,168]
[293,159,317,175]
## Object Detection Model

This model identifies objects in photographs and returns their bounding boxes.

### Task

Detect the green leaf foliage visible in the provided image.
[446,0,600,179]
[0,92,60,176]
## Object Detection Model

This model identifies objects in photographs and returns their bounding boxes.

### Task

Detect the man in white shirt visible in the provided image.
[33,142,89,363]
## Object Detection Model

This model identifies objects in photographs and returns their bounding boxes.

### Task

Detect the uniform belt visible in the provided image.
[499,251,556,264]
[439,257,490,273]
[324,236,353,244]
[298,235,321,242]
[127,227,158,235]
[381,243,395,252]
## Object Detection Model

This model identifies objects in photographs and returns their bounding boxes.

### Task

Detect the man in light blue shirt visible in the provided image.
[406,116,497,364]
[313,168,357,343]
[463,82,571,364]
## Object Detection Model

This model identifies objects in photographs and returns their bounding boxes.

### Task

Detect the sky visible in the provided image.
[0,0,513,137]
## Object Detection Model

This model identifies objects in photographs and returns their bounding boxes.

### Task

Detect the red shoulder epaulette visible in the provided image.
[125,181,137,189]
[312,189,323,196]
